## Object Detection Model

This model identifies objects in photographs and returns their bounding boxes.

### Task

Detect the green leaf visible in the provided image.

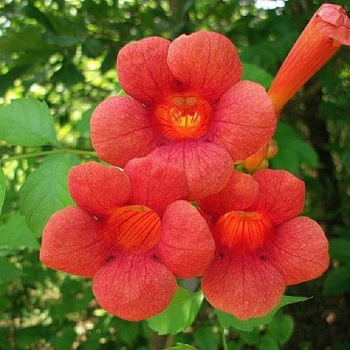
[61,277,94,314]
[322,267,350,295]
[164,344,198,350]
[194,326,219,350]
[0,98,60,147]
[14,326,46,348]
[23,4,56,32]
[82,38,104,58]
[0,65,32,96]
[0,25,56,52]
[51,328,76,349]
[267,314,294,345]
[0,167,5,214]
[259,335,279,350]
[226,340,244,350]
[112,318,140,347]
[0,257,22,284]
[270,122,319,173]
[147,287,204,335]
[51,60,85,86]
[215,295,309,332]
[0,213,39,250]
[76,106,95,138]
[44,32,81,47]
[20,155,77,237]
[240,329,260,345]
[340,137,350,168]
[329,238,350,264]
[242,62,274,88]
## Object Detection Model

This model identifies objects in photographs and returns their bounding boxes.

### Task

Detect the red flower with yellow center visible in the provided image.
[198,169,329,320]
[90,31,277,198]
[40,159,215,321]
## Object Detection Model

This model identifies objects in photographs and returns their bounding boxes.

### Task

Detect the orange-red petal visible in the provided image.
[90,96,158,167]
[156,200,215,278]
[124,157,189,215]
[209,81,277,163]
[250,169,305,225]
[40,206,111,277]
[149,141,234,199]
[117,37,180,105]
[202,254,285,320]
[92,251,177,321]
[68,162,131,218]
[267,216,329,285]
[198,169,259,219]
[167,31,242,101]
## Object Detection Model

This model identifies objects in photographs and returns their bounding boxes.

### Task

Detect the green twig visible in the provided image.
[219,319,228,350]
[1,149,98,163]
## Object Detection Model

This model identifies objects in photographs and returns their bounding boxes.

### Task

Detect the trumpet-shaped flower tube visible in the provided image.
[40,160,215,321]
[199,169,329,320]
[91,31,277,198]
[268,3,350,114]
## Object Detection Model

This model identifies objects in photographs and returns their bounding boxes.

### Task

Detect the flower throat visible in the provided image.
[154,95,212,141]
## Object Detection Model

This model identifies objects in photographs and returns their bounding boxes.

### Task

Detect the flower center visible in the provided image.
[104,205,161,253]
[214,211,274,253]
[154,95,212,141]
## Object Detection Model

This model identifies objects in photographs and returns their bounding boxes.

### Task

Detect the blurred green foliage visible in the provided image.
[1,0,350,349]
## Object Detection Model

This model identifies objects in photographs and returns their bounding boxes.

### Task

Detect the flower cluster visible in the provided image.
[40,3,350,321]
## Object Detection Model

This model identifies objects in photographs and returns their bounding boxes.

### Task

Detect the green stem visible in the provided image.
[1,149,98,163]
[219,319,229,350]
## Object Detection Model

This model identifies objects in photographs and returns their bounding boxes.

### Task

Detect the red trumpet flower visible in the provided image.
[199,169,329,320]
[40,160,215,321]
[91,31,277,198]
